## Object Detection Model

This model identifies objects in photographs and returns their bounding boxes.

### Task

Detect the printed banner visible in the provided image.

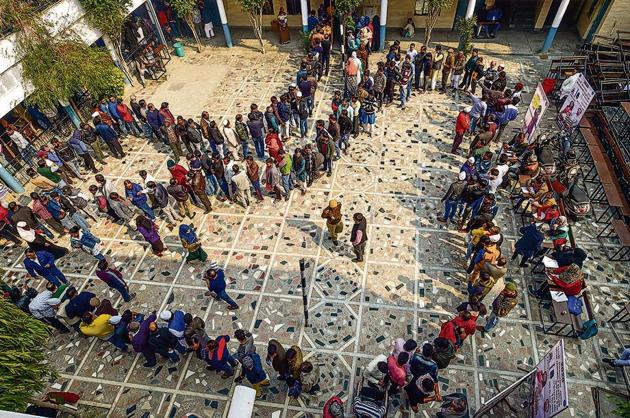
[557,73,595,129]
[523,83,549,142]
[530,339,569,418]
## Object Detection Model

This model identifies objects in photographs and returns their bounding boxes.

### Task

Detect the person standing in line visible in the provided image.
[241,353,270,398]
[246,112,266,159]
[277,149,294,196]
[230,165,252,207]
[222,120,240,160]
[451,106,471,155]
[479,281,518,332]
[8,202,56,240]
[315,120,335,177]
[460,48,479,91]
[263,157,285,203]
[29,193,66,236]
[234,114,251,159]
[188,160,213,213]
[24,248,68,287]
[160,119,183,161]
[321,200,343,246]
[292,148,307,195]
[130,312,158,367]
[136,215,165,257]
[69,129,99,174]
[145,181,180,230]
[94,117,126,159]
[28,292,69,333]
[438,171,467,224]
[95,259,134,302]
[245,156,264,202]
[179,224,208,263]
[203,267,239,310]
[451,50,466,90]
[441,48,455,92]
[350,213,367,262]
[431,45,444,91]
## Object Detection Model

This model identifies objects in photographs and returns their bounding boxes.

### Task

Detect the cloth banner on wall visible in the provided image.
[523,83,549,142]
[557,73,595,130]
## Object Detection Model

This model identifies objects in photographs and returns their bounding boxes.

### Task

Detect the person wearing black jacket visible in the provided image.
[350,213,368,262]
[338,109,353,155]
[148,322,180,363]
[320,33,332,76]
[413,46,428,91]
[438,171,467,224]
[176,117,193,154]
[146,181,181,229]
[208,120,225,158]
[327,115,341,160]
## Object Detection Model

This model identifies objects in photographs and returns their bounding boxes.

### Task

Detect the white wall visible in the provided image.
[0,0,146,118]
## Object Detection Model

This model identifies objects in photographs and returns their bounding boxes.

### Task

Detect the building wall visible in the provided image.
[576,0,630,39]
[223,0,459,29]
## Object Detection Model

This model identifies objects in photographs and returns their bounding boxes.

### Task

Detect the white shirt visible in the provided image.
[406,48,418,61]
[232,171,250,191]
[10,130,29,149]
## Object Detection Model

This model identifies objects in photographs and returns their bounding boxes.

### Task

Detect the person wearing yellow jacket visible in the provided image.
[80,312,128,352]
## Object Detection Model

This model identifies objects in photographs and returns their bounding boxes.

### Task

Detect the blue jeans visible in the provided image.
[323,156,332,174]
[484,312,499,332]
[45,266,67,287]
[107,333,128,351]
[443,199,459,221]
[470,116,479,134]
[251,179,263,200]
[242,141,250,158]
[218,177,229,196]
[216,352,237,376]
[110,281,131,302]
[116,119,128,136]
[122,120,141,136]
[400,85,408,106]
[206,174,218,195]
[215,289,238,308]
[70,212,91,233]
[299,119,308,138]
[252,136,265,159]
[281,173,293,194]
[37,222,54,239]
[135,201,155,219]
[209,142,218,155]
[306,96,313,114]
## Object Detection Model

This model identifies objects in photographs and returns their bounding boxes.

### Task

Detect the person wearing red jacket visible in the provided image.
[451,107,471,154]
[116,99,141,137]
[0,205,22,245]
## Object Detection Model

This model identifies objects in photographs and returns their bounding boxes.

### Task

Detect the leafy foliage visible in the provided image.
[0,297,56,412]
[613,398,630,417]
[21,36,125,109]
[455,16,477,55]
[334,0,361,17]
[235,0,268,53]
[0,0,125,109]
[78,0,131,42]
[424,0,453,46]
[169,0,203,52]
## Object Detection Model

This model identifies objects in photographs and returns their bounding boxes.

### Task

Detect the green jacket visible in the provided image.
[37,166,61,183]
[279,154,292,175]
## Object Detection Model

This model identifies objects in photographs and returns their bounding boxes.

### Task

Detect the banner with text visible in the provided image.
[530,339,569,418]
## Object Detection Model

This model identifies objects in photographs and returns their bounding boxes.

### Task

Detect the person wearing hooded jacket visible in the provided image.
[159,310,187,353]
[241,353,270,398]
[266,339,289,379]
[148,321,180,363]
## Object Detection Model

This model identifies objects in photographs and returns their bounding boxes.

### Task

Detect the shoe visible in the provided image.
[602,358,614,365]
[187,213,195,219]
[327,172,332,177]
[332,240,339,246]
[227,305,239,310]
[437,216,447,223]
[143,362,156,368]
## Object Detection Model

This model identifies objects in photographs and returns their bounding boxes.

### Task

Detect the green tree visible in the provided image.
[78,0,135,84]
[169,0,203,52]
[235,0,267,53]
[424,0,453,46]
[0,297,78,415]
[0,0,125,110]
[334,0,361,55]
[455,16,477,55]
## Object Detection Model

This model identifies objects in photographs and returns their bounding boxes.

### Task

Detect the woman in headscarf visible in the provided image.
[549,215,569,246]
[136,215,164,256]
[371,15,380,51]
[16,221,69,259]
[350,213,368,262]
[179,224,207,263]
[357,43,369,72]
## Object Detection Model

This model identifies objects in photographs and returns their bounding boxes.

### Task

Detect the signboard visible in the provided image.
[557,73,595,130]
[530,339,569,418]
[523,83,549,142]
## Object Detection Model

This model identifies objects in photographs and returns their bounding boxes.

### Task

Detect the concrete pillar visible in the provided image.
[145,0,167,45]
[216,0,233,48]
[465,0,476,19]
[534,0,553,30]
[300,0,309,33]
[0,165,24,193]
[379,0,388,51]
[541,0,570,52]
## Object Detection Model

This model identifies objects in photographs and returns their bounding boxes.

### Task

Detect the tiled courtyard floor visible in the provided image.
[2,34,629,417]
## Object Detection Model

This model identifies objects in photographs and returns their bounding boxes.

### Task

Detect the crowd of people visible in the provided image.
[0,17,604,416]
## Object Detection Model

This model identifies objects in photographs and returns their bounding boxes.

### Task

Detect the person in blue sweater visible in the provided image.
[64,289,97,321]
[24,248,68,286]
[124,180,154,219]
[159,309,188,353]
[202,268,239,310]
[242,353,270,398]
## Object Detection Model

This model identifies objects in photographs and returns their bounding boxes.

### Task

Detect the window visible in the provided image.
[286,0,308,15]
[415,0,429,16]
[262,0,274,15]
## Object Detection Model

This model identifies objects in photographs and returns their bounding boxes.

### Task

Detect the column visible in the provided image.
[541,0,570,52]
[534,0,553,30]
[59,99,81,128]
[379,0,388,51]
[0,165,24,193]
[216,0,233,48]
[300,0,309,33]
[145,0,167,45]
[465,0,476,19]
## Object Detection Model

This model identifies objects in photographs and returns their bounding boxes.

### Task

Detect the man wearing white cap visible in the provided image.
[159,309,188,352]
[438,171,468,224]
[451,106,471,154]
[29,290,70,333]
